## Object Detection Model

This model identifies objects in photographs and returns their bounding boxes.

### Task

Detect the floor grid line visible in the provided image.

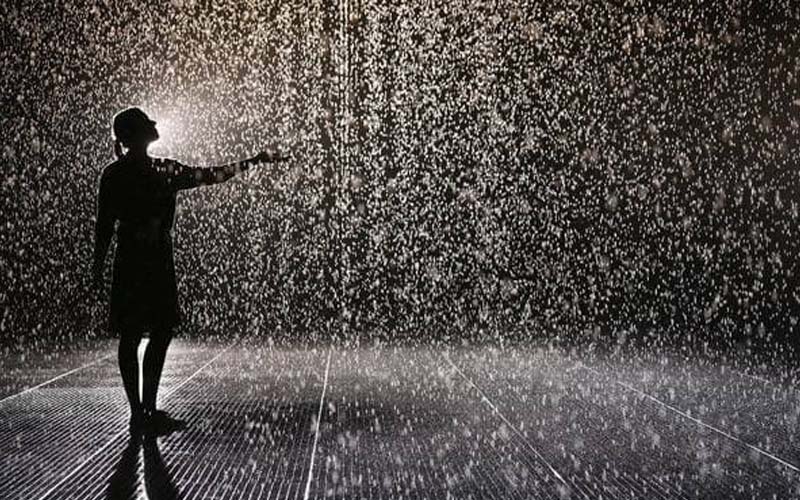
[577,362,800,474]
[303,347,333,500]
[441,351,574,496]
[0,354,115,405]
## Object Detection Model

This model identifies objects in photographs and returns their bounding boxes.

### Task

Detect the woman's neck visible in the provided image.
[126,147,150,161]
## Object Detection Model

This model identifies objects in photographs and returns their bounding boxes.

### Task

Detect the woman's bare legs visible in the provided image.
[142,327,172,413]
[141,328,185,435]
[118,330,143,420]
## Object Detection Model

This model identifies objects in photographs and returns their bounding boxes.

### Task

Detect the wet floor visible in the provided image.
[1,338,798,499]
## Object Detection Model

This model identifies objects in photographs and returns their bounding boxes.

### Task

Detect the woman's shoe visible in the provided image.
[143,409,187,437]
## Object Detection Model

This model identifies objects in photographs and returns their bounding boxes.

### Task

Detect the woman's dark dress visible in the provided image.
[96,156,237,335]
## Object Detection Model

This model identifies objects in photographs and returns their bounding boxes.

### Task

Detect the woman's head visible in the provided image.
[112,107,159,158]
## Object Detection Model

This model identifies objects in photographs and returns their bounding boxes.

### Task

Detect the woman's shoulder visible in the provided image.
[99,159,124,184]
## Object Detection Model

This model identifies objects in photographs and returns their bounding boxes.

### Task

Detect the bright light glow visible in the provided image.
[149,113,180,154]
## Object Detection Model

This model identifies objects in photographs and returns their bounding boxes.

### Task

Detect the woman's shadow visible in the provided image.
[105,434,181,500]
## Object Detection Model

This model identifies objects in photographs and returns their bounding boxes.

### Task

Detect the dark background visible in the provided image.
[2,0,799,359]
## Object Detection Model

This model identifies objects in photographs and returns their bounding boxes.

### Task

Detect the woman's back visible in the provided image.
[100,156,184,256]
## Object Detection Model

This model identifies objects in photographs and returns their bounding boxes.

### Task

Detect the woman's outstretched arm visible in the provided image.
[165,152,289,190]
[92,170,115,286]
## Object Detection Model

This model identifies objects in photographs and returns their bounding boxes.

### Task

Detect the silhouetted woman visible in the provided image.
[92,107,286,436]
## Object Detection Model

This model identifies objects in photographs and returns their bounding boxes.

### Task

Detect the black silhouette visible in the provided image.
[105,435,182,500]
[104,438,140,500]
[142,435,181,500]
[92,107,288,435]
